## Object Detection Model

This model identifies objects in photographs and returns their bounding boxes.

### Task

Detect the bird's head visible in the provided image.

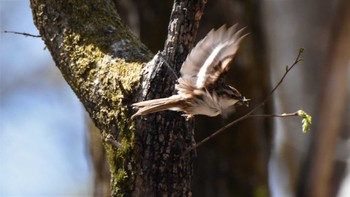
[217,85,249,107]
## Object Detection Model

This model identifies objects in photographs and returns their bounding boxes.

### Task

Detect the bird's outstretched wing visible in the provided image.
[179,25,247,89]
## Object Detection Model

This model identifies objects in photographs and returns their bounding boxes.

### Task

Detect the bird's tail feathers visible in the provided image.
[131,95,181,118]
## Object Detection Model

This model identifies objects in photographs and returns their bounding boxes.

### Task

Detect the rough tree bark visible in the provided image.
[132,1,206,196]
[30,0,205,196]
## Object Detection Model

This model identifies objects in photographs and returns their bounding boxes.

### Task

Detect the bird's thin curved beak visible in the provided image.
[242,97,250,107]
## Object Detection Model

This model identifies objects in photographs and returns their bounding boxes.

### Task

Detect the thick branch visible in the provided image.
[30,0,152,195]
[132,0,206,196]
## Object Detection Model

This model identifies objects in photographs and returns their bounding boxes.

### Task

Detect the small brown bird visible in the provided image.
[131,25,249,119]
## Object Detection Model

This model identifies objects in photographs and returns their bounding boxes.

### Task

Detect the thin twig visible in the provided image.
[182,49,304,157]
[159,51,180,79]
[248,112,299,118]
[3,30,41,38]
[105,134,123,149]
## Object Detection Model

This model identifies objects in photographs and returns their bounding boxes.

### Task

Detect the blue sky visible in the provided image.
[0,1,93,196]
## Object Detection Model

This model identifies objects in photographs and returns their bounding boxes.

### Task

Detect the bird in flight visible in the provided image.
[132,25,249,119]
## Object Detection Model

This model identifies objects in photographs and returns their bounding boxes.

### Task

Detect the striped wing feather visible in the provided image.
[179,25,246,89]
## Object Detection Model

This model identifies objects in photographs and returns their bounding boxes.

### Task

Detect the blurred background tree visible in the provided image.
[1,0,349,196]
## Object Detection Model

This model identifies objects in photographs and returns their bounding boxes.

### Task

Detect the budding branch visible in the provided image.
[183,48,307,157]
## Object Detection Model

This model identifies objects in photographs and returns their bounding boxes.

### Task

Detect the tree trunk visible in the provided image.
[131,0,206,195]
[30,0,205,196]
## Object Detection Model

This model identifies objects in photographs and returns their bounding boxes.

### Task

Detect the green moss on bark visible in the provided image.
[30,0,152,195]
